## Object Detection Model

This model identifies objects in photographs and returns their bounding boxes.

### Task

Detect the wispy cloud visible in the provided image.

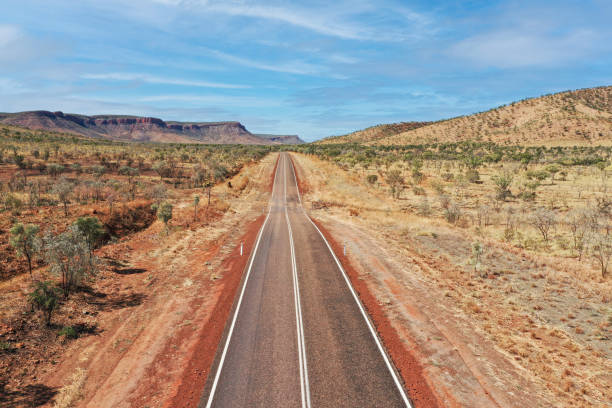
[138,94,281,107]
[204,48,323,75]
[147,0,432,42]
[206,3,366,40]
[81,72,250,89]
[450,29,599,68]
[0,24,22,47]
[0,24,59,65]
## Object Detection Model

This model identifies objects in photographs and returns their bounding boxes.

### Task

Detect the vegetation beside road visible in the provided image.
[0,123,275,405]
[290,141,612,277]
[290,146,611,407]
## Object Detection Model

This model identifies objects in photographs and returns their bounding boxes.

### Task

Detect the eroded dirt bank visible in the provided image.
[31,153,279,408]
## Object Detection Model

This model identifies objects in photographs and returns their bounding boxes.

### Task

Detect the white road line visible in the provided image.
[287,154,413,408]
[204,154,280,408]
[284,154,312,408]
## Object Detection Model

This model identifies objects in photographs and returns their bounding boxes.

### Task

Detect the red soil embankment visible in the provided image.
[164,214,266,408]
[165,154,280,407]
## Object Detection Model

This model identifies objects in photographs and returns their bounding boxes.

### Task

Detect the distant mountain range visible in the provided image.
[0,111,304,145]
[319,86,611,146]
[253,134,304,145]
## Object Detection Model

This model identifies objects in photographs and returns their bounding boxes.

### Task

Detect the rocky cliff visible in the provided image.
[0,111,303,145]
[254,134,304,145]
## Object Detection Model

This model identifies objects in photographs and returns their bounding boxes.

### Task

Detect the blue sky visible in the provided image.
[1,0,610,141]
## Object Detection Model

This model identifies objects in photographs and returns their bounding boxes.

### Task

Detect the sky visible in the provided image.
[0,0,611,141]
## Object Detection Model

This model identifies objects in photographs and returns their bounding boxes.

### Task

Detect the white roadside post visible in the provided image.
[240,242,243,256]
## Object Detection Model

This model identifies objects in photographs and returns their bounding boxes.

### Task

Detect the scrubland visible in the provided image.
[324,86,612,147]
[0,123,276,407]
[291,144,611,407]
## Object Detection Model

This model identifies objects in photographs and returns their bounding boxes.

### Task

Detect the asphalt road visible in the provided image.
[200,153,411,408]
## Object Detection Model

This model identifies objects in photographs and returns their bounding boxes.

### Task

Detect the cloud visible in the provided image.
[81,72,250,89]
[205,2,366,40]
[137,94,281,107]
[204,48,323,75]
[144,0,432,42]
[327,54,359,64]
[0,24,22,47]
[450,29,598,68]
[0,24,59,66]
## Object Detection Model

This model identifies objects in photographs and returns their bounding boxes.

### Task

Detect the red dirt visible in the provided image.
[163,214,265,408]
[163,155,278,407]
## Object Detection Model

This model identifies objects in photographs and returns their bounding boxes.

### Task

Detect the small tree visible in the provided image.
[147,183,167,207]
[545,164,560,184]
[204,179,214,212]
[566,208,589,259]
[105,189,117,214]
[74,217,105,256]
[191,166,207,188]
[9,223,41,279]
[212,163,229,182]
[470,241,483,275]
[47,163,64,179]
[530,207,556,242]
[366,174,378,186]
[591,231,611,278]
[153,161,169,180]
[444,199,462,224]
[52,178,73,216]
[44,225,96,298]
[386,170,404,199]
[29,281,61,326]
[193,195,200,221]
[156,202,173,233]
[492,172,513,201]
[119,166,139,199]
[411,160,424,184]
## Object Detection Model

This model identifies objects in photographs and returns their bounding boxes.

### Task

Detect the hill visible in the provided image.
[318,86,611,146]
[373,87,611,146]
[0,111,303,145]
[317,122,431,144]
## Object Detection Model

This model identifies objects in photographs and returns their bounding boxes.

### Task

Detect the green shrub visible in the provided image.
[29,281,61,326]
[58,326,78,339]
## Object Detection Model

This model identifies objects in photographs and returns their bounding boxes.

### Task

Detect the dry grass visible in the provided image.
[318,121,430,144]
[357,86,612,146]
[53,368,87,408]
[292,152,612,407]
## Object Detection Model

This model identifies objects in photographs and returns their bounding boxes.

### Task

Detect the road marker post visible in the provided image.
[240,242,243,256]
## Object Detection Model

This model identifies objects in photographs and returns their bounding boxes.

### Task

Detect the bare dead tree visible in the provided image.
[530,207,556,242]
